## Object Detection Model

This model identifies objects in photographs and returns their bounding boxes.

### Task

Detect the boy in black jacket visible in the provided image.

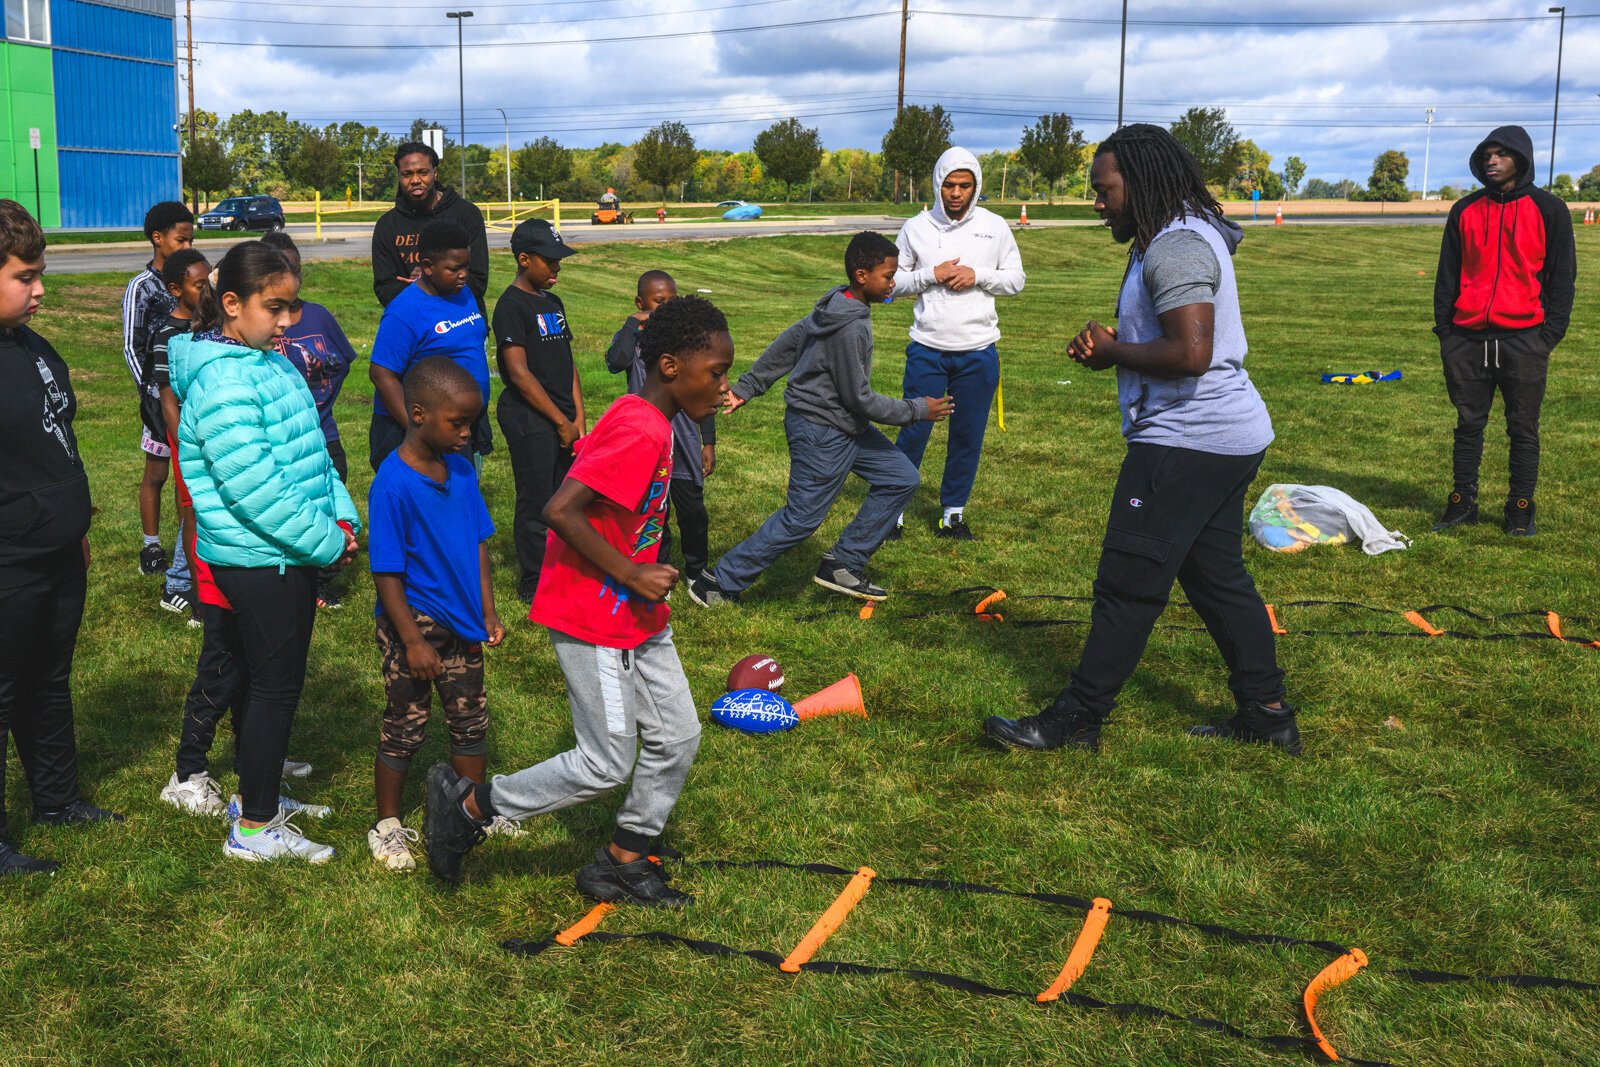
[0,200,124,875]
[1432,125,1576,537]
[372,141,490,314]
[690,232,952,605]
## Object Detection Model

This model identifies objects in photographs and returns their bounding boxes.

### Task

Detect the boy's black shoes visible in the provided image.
[688,569,739,607]
[32,801,124,826]
[1432,491,1479,532]
[983,698,1102,752]
[576,846,693,908]
[884,521,904,542]
[160,588,193,616]
[814,555,888,601]
[423,763,487,884]
[1188,700,1302,756]
[138,543,166,576]
[936,514,975,541]
[0,838,58,876]
[1504,497,1537,537]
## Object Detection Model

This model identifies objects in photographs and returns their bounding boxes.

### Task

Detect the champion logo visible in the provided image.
[1130,498,1143,508]
[433,313,482,335]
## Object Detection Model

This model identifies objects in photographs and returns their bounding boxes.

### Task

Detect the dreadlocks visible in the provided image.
[1096,124,1222,253]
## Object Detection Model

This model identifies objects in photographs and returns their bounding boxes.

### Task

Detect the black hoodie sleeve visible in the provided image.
[458,201,490,305]
[605,318,642,374]
[1432,198,1469,337]
[1534,190,1576,348]
[372,213,408,307]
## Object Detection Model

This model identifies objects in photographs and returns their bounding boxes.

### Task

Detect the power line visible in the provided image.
[916,8,1598,29]
[193,0,810,29]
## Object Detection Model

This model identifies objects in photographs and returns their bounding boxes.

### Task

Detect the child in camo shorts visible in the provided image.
[366,357,507,870]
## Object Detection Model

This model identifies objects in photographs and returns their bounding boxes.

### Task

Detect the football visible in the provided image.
[727,654,785,693]
[710,688,799,733]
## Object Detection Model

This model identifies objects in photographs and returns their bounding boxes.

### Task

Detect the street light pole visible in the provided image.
[495,106,511,212]
[446,11,474,194]
[1548,6,1565,187]
[1116,0,1129,128]
[1421,107,1434,199]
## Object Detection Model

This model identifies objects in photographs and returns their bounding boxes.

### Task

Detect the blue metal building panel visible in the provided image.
[56,146,174,227]
[50,0,174,62]
[53,50,176,153]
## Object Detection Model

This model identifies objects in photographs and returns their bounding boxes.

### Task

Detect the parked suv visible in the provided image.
[197,195,285,232]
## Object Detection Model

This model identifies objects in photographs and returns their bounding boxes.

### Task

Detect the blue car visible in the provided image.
[721,201,763,221]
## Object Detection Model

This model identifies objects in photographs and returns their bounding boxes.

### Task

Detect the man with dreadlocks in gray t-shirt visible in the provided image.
[984,123,1300,757]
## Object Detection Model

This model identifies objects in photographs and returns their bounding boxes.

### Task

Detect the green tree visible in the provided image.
[1168,106,1240,188]
[752,118,823,202]
[1283,155,1306,198]
[515,137,573,199]
[287,129,346,194]
[220,109,306,192]
[1363,150,1411,202]
[881,104,953,202]
[1551,173,1579,202]
[1017,113,1087,204]
[1229,140,1282,200]
[183,137,234,208]
[634,121,697,201]
[1578,164,1600,196]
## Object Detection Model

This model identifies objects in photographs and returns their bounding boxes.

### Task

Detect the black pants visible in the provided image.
[0,545,86,829]
[498,397,574,599]
[175,602,246,780]
[663,479,710,577]
[1056,444,1285,721]
[209,565,318,822]
[1441,331,1550,501]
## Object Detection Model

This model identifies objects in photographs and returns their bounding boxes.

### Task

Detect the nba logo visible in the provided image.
[536,312,565,337]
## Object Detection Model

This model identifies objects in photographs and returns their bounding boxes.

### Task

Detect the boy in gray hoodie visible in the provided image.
[690,232,953,605]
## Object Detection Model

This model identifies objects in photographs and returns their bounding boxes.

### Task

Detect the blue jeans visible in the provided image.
[893,341,1000,510]
[714,411,919,592]
[166,535,191,594]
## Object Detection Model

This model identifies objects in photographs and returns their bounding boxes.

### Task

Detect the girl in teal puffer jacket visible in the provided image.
[170,241,360,865]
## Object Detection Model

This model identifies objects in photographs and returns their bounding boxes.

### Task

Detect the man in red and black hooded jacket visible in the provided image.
[1432,125,1575,537]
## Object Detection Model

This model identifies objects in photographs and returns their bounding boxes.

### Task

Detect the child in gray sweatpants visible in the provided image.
[423,295,736,906]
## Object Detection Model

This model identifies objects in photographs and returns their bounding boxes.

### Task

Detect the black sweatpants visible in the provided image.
[175,602,247,780]
[1440,330,1550,501]
[662,478,710,578]
[1055,444,1285,721]
[209,565,318,822]
[498,397,574,599]
[0,545,86,830]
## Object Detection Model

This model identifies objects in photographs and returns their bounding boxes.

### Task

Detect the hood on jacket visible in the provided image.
[169,332,264,404]
[804,285,871,340]
[1205,213,1245,256]
[1468,126,1536,194]
[394,182,463,218]
[930,147,983,230]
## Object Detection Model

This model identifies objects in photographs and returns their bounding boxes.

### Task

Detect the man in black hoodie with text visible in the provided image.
[1432,125,1575,537]
[372,142,490,315]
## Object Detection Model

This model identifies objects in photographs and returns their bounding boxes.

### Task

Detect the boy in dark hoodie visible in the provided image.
[690,232,953,605]
[1431,125,1576,537]
[371,142,489,314]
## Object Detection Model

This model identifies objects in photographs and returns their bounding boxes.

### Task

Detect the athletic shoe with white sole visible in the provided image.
[223,809,334,865]
[281,759,313,779]
[813,555,888,601]
[139,543,166,576]
[485,815,526,838]
[368,818,419,871]
[161,772,227,817]
[160,589,194,616]
[226,794,332,822]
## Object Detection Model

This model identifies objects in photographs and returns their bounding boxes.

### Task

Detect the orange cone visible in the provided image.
[793,673,866,721]
[1019,203,1029,226]
[1274,204,1283,226]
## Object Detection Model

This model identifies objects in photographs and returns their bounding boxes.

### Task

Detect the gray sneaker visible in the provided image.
[688,568,739,607]
[813,555,888,601]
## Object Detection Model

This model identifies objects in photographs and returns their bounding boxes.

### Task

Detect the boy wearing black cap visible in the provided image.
[494,219,583,602]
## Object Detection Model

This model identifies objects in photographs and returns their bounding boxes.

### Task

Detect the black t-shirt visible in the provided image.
[493,284,576,422]
[0,326,92,565]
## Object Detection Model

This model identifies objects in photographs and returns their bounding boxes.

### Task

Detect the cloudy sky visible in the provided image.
[192,0,1599,189]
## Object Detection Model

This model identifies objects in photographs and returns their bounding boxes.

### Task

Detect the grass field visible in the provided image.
[3,224,1598,1065]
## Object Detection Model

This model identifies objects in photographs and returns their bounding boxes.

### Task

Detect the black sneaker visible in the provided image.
[576,846,694,908]
[813,555,888,601]
[139,543,166,576]
[1188,700,1302,755]
[884,521,904,542]
[0,838,59,876]
[32,800,125,826]
[1504,497,1536,537]
[188,604,203,630]
[984,696,1102,752]
[316,589,344,610]
[688,569,739,607]
[1432,491,1478,532]
[422,763,487,884]
[160,589,193,616]
[936,514,975,541]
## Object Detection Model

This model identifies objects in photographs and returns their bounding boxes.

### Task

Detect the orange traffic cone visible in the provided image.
[1019,203,1030,226]
[1586,208,1596,225]
[1274,204,1283,226]
[793,673,866,721]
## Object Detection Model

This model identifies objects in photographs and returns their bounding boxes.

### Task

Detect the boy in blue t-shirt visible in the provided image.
[367,220,491,471]
[366,357,506,871]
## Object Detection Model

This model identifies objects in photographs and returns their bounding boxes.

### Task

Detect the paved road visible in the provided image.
[43,212,1446,276]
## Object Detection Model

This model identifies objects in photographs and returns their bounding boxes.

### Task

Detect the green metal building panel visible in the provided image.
[0,41,59,227]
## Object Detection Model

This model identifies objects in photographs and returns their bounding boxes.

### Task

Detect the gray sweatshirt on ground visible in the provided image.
[731,286,928,437]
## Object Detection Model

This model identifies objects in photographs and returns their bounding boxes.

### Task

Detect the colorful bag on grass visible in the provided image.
[1249,484,1410,555]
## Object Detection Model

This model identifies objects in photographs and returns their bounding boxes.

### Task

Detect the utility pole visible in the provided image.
[447,11,474,194]
[185,0,196,212]
[1548,6,1566,187]
[1421,107,1434,199]
[355,160,365,204]
[1116,0,1129,129]
[496,106,511,213]
[893,0,907,203]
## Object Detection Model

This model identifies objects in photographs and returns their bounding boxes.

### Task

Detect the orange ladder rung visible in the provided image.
[555,902,616,947]
[779,866,876,973]
[1037,897,1112,1003]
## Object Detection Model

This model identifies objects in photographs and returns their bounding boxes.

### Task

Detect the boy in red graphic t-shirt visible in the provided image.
[423,296,734,904]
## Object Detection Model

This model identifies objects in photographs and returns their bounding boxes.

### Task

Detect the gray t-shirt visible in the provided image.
[1142,230,1220,314]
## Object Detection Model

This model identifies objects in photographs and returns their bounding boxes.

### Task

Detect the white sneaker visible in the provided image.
[282,759,313,779]
[367,817,419,871]
[160,772,226,817]
[226,794,332,822]
[485,815,526,838]
[223,808,335,864]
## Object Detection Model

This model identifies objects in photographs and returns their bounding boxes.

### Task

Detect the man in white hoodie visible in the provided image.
[890,147,1025,540]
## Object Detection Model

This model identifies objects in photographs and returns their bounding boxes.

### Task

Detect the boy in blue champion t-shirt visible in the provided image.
[366,357,506,871]
[367,219,491,471]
